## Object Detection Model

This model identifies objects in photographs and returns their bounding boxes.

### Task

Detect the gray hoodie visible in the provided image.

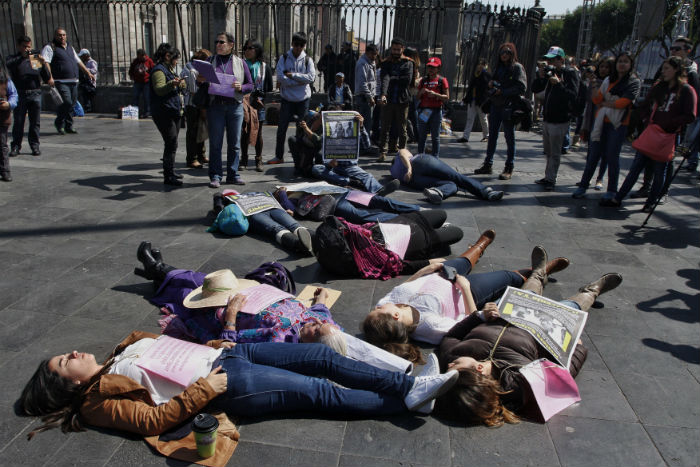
[276,49,316,102]
[354,54,377,97]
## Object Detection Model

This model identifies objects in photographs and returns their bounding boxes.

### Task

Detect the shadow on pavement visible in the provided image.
[642,338,700,364]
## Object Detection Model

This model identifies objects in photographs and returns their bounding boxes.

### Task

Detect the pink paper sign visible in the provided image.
[238,284,294,315]
[519,358,581,421]
[346,190,376,206]
[378,222,411,259]
[209,73,237,98]
[135,336,215,387]
[415,274,465,320]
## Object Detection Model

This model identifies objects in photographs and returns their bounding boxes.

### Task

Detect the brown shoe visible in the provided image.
[459,229,496,267]
[200,156,209,164]
[187,160,203,169]
[499,170,512,180]
[376,153,387,162]
[521,246,548,295]
[567,273,623,311]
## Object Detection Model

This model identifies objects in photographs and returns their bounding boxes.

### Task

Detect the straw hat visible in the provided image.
[183,270,258,309]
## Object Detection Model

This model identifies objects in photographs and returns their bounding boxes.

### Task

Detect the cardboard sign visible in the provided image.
[295,285,342,309]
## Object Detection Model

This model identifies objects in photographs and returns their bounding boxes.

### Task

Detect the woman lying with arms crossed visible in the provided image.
[361,246,570,363]
[436,247,622,427]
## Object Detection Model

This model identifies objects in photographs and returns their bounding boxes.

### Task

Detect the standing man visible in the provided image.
[354,43,377,135]
[337,41,357,91]
[78,49,98,113]
[6,35,52,157]
[316,45,337,91]
[269,32,315,165]
[377,38,414,162]
[0,73,19,182]
[531,46,580,191]
[41,28,94,134]
[129,49,155,118]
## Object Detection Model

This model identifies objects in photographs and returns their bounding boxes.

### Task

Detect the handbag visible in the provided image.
[631,105,676,162]
[48,86,63,106]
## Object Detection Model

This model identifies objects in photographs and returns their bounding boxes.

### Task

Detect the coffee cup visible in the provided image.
[191,413,219,458]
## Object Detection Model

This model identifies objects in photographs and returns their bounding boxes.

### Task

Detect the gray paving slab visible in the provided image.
[0,114,698,466]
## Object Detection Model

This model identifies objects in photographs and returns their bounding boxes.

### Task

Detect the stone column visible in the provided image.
[10,0,32,39]
[441,0,461,96]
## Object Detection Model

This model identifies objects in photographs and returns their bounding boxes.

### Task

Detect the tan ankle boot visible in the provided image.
[521,246,548,295]
[517,256,570,281]
[567,273,623,311]
[255,155,263,172]
[459,229,496,267]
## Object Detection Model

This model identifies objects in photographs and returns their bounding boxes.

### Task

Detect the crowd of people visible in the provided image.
[4,25,699,464]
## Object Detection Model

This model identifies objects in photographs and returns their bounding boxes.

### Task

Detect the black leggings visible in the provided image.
[418,209,464,246]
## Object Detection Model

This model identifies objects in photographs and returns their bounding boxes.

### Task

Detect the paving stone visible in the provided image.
[232,440,339,467]
[238,416,345,452]
[558,369,637,422]
[339,454,434,467]
[644,425,700,467]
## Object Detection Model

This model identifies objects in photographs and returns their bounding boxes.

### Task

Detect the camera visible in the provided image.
[488,81,501,96]
[544,65,556,78]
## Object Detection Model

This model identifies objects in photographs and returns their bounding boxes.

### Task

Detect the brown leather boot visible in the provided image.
[567,273,623,311]
[517,257,570,283]
[520,246,547,295]
[459,229,496,267]
[255,155,263,172]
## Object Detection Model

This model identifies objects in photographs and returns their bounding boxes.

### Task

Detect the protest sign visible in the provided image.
[345,190,376,206]
[191,59,220,83]
[377,223,411,259]
[497,287,588,369]
[295,285,342,309]
[135,336,217,387]
[322,111,360,161]
[519,358,581,421]
[278,181,349,195]
[238,284,294,314]
[225,192,282,216]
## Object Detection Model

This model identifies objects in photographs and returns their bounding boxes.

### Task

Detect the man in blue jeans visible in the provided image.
[269,32,315,165]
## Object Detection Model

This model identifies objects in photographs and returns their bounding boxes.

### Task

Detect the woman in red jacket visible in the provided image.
[600,56,697,211]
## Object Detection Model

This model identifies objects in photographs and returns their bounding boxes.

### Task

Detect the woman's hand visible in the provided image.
[233,81,242,91]
[404,168,412,183]
[219,341,236,349]
[225,293,247,322]
[313,287,329,305]
[205,366,227,394]
[285,209,294,216]
[428,257,446,264]
[483,302,500,321]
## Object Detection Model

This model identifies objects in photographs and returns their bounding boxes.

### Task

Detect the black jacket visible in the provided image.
[490,62,527,108]
[464,69,491,106]
[327,83,353,109]
[380,58,415,105]
[6,53,51,91]
[532,66,580,124]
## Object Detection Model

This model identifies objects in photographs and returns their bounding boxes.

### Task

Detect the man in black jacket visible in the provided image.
[377,38,414,162]
[532,46,580,190]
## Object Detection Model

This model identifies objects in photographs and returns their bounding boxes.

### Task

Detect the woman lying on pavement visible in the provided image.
[361,245,570,362]
[273,185,420,224]
[391,149,505,205]
[18,330,459,449]
[436,246,622,427]
[134,242,346,352]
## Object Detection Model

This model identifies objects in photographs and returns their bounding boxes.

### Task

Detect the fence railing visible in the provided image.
[2,0,543,100]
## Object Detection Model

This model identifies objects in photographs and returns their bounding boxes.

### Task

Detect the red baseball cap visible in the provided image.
[427,57,442,67]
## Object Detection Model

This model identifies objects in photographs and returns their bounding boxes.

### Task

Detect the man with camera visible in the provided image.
[6,35,52,157]
[531,46,580,191]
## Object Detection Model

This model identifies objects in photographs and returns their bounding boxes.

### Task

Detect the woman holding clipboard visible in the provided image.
[196,32,253,188]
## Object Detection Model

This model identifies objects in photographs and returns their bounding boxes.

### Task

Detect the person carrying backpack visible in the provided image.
[416,57,449,158]
[129,49,155,118]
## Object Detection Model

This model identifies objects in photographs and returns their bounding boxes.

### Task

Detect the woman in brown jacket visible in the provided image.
[436,246,623,427]
[18,331,459,448]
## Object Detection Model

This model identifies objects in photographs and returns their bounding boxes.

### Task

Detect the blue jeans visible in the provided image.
[208,100,244,182]
[131,82,151,115]
[275,98,310,160]
[356,95,374,135]
[485,105,516,167]
[442,258,524,309]
[684,118,700,167]
[215,343,413,416]
[562,124,571,151]
[333,192,419,224]
[615,152,667,204]
[407,153,488,199]
[560,300,581,310]
[247,208,300,237]
[417,108,442,158]
[11,90,42,151]
[311,163,383,193]
[54,82,77,131]
[578,122,627,194]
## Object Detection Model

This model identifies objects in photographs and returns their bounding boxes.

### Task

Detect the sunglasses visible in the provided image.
[500,49,513,55]
[215,40,229,45]
[670,46,685,52]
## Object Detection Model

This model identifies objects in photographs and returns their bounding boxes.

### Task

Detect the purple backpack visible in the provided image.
[245,261,297,295]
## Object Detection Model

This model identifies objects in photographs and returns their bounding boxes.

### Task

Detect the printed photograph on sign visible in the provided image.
[322,111,360,161]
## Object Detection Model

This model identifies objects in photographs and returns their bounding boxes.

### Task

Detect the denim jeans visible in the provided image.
[684,117,700,167]
[132,82,151,115]
[54,82,77,131]
[275,98,310,160]
[311,163,383,193]
[11,90,42,151]
[152,113,181,178]
[333,192,419,224]
[356,95,374,133]
[485,105,516,167]
[208,100,244,182]
[215,342,413,416]
[407,154,487,199]
[578,122,627,193]
[417,107,442,158]
[247,208,300,237]
[442,258,524,309]
[615,152,667,204]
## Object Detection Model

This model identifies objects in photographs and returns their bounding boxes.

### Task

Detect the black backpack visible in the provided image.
[312,216,359,276]
[244,261,296,295]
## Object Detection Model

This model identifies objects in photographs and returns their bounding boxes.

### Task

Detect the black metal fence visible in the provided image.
[2,0,543,97]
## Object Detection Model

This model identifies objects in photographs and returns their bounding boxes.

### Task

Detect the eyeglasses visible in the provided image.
[215,40,228,45]
[670,46,684,52]
[500,49,513,55]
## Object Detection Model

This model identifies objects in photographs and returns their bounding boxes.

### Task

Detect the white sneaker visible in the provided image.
[423,188,443,205]
[404,370,458,411]
[413,354,440,414]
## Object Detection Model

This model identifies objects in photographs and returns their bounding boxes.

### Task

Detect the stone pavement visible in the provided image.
[0,113,698,467]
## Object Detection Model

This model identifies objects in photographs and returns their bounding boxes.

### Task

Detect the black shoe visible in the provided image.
[173,173,184,179]
[55,123,65,135]
[599,198,621,207]
[9,147,19,157]
[65,128,78,134]
[543,182,556,191]
[474,163,493,175]
[561,148,568,154]
[456,137,469,143]
[1,172,12,182]
[630,187,649,199]
[376,179,400,197]
[535,178,549,185]
[641,204,653,213]
[136,241,158,280]
[31,148,41,156]
[164,176,183,186]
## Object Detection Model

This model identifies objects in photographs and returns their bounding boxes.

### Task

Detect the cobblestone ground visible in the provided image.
[0,113,698,466]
